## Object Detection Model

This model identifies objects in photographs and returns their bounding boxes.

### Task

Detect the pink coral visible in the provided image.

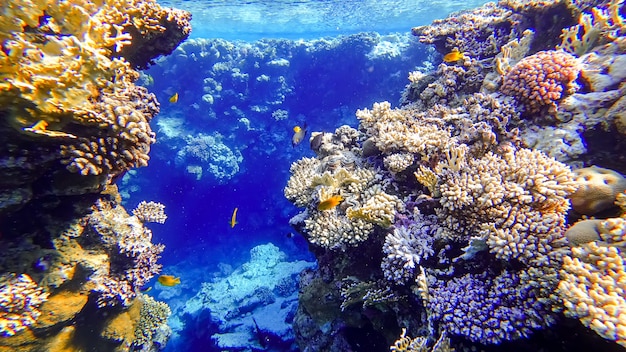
[501,50,580,115]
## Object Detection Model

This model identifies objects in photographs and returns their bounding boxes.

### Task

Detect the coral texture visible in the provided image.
[0,274,48,337]
[501,50,581,115]
[559,217,626,347]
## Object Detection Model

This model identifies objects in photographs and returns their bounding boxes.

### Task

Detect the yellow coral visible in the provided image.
[558,0,625,56]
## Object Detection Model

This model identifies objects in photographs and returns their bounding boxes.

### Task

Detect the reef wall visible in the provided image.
[0,0,190,350]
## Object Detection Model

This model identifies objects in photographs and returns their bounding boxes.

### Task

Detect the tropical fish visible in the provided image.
[310,132,324,152]
[26,120,48,131]
[140,286,153,293]
[317,195,343,211]
[292,123,308,147]
[230,207,238,228]
[443,49,466,63]
[157,275,181,287]
[169,92,179,103]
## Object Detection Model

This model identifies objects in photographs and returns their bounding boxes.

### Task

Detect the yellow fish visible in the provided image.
[230,207,238,228]
[317,195,343,211]
[157,275,181,287]
[292,124,308,147]
[443,49,466,63]
[169,92,179,103]
[28,120,48,131]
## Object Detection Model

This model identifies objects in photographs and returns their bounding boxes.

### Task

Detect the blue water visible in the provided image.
[158,0,492,40]
[122,0,492,350]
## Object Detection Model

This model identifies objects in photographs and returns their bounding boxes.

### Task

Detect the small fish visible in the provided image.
[230,207,238,228]
[157,275,181,287]
[25,120,48,132]
[317,195,343,211]
[443,49,466,63]
[292,123,308,147]
[169,92,179,103]
[140,286,153,293]
[310,132,324,152]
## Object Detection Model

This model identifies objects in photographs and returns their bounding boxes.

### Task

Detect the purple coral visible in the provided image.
[381,213,437,284]
[428,270,555,344]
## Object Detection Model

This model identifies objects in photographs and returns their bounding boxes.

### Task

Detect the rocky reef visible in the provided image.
[285,0,626,351]
[168,243,315,351]
[0,0,189,350]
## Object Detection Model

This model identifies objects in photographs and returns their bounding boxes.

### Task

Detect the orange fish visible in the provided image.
[157,275,181,287]
[317,195,343,211]
[230,207,238,228]
[443,49,466,63]
[169,92,179,103]
[28,120,48,131]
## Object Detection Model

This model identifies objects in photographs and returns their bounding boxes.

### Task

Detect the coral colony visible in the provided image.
[285,0,626,350]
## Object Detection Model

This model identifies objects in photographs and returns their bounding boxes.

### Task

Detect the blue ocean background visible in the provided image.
[119,0,492,350]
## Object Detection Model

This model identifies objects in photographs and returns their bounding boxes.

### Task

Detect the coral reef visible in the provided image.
[286,0,626,351]
[0,0,187,350]
[560,216,626,347]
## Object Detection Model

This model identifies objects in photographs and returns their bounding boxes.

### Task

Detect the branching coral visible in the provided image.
[381,212,437,285]
[559,217,626,347]
[133,294,171,348]
[133,201,167,224]
[436,146,577,264]
[0,274,49,337]
[88,199,164,307]
[501,50,581,115]
[0,0,190,177]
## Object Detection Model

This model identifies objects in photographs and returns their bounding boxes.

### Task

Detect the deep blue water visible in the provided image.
[118,0,493,349]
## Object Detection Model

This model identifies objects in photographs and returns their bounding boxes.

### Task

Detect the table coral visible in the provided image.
[501,50,581,116]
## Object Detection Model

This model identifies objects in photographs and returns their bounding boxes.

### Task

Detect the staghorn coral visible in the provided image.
[559,217,626,347]
[501,50,581,116]
[133,200,167,224]
[0,274,48,337]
